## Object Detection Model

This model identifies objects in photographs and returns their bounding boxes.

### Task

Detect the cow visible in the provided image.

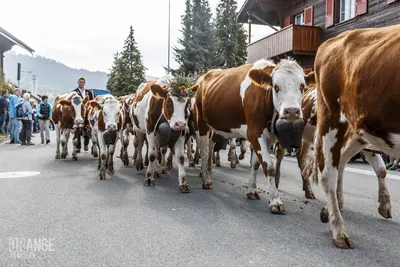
[274,82,391,213]
[118,93,136,166]
[195,58,307,213]
[310,25,399,249]
[87,95,121,180]
[52,92,89,160]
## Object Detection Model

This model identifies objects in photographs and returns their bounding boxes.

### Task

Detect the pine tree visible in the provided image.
[108,26,146,96]
[174,0,216,75]
[215,0,247,68]
[106,51,120,92]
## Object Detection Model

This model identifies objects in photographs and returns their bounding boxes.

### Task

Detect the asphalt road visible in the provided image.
[1,131,400,267]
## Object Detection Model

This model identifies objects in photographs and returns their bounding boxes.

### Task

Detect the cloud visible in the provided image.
[1,0,273,78]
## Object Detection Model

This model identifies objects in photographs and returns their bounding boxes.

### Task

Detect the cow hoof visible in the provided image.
[202,183,212,190]
[305,191,316,200]
[333,233,354,249]
[189,162,195,168]
[108,167,114,174]
[247,192,261,200]
[179,184,191,193]
[155,172,160,178]
[269,204,285,214]
[99,175,106,180]
[378,203,392,219]
[320,206,329,223]
[84,146,88,151]
[144,178,155,186]
[73,156,78,161]
[239,154,245,160]
[136,162,144,171]
[97,166,100,170]
[230,162,236,169]
[76,149,81,153]
[199,172,203,178]
[93,151,98,158]
[55,154,60,159]
[61,153,67,159]
[275,178,280,189]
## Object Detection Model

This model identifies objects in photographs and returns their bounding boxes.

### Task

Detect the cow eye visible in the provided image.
[300,84,305,93]
[274,85,280,93]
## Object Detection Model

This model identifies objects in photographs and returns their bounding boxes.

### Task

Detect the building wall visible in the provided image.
[282,0,400,42]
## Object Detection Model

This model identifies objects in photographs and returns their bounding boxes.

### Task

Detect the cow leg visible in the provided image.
[144,139,149,167]
[187,136,195,167]
[121,129,130,166]
[167,148,173,169]
[363,151,392,219]
[134,132,146,171]
[229,139,238,168]
[247,148,261,200]
[91,129,99,158]
[145,132,157,186]
[108,143,116,174]
[83,127,90,151]
[296,141,315,199]
[60,130,69,159]
[274,143,285,189]
[158,147,168,173]
[215,151,221,167]
[98,132,107,180]
[239,139,247,160]
[55,124,61,159]
[194,133,200,165]
[248,132,282,214]
[199,132,213,189]
[132,134,139,163]
[175,137,190,193]
[71,129,80,161]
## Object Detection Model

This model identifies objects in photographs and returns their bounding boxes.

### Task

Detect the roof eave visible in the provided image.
[0,27,35,54]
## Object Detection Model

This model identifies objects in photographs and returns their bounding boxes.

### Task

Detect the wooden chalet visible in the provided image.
[237,0,400,71]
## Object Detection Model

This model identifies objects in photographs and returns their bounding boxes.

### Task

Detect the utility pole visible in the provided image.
[32,75,37,95]
[167,0,171,73]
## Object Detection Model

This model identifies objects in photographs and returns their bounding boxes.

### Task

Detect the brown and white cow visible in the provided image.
[310,26,399,248]
[274,80,391,216]
[52,92,89,160]
[118,93,136,166]
[195,59,307,213]
[87,95,121,180]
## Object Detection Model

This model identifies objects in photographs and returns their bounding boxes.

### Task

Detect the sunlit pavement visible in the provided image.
[1,131,400,266]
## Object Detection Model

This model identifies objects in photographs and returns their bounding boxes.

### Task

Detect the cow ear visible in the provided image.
[60,100,71,106]
[248,69,272,88]
[305,71,315,86]
[189,84,199,93]
[83,95,89,103]
[150,84,168,98]
[90,100,102,110]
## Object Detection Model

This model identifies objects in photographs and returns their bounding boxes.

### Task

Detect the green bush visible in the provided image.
[0,75,14,94]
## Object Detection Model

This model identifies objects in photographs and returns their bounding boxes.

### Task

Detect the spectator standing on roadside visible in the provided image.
[0,90,8,134]
[32,103,39,133]
[19,93,34,146]
[8,88,22,144]
[37,95,52,144]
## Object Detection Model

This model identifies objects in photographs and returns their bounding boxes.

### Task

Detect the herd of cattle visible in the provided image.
[50,25,400,249]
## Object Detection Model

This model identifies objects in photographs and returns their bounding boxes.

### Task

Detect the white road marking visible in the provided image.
[0,171,40,179]
[276,156,400,181]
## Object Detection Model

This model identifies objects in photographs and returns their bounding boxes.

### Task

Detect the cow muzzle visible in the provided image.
[172,121,187,131]
[107,124,118,132]
[274,118,305,149]
[281,107,301,122]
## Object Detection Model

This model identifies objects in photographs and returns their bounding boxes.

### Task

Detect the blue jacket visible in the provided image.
[21,100,33,121]
[37,101,52,119]
[9,94,20,119]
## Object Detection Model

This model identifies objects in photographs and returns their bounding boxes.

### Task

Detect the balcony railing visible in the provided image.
[247,25,321,63]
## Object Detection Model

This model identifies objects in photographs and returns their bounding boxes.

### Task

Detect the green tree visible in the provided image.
[215,0,248,68]
[108,26,146,96]
[174,0,216,75]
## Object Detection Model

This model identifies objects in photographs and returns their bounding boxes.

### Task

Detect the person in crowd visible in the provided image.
[0,90,8,134]
[32,103,39,133]
[19,93,34,146]
[37,95,52,144]
[387,156,400,171]
[7,88,22,144]
[72,77,93,153]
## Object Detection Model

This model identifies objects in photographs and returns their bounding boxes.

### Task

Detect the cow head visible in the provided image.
[150,82,199,131]
[60,94,89,127]
[249,58,306,122]
[91,98,121,132]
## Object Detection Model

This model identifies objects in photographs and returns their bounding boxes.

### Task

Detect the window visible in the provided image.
[340,0,356,22]
[295,13,305,25]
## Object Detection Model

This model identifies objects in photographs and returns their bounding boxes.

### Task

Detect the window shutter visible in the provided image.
[325,0,334,27]
[356,0,368,15]
[284,16,291,27]
[304,6,314,26]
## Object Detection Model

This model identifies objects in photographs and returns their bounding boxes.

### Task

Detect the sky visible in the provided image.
[1,0,275,78]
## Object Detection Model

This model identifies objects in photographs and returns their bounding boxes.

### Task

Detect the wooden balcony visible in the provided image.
[247,25,321,63]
